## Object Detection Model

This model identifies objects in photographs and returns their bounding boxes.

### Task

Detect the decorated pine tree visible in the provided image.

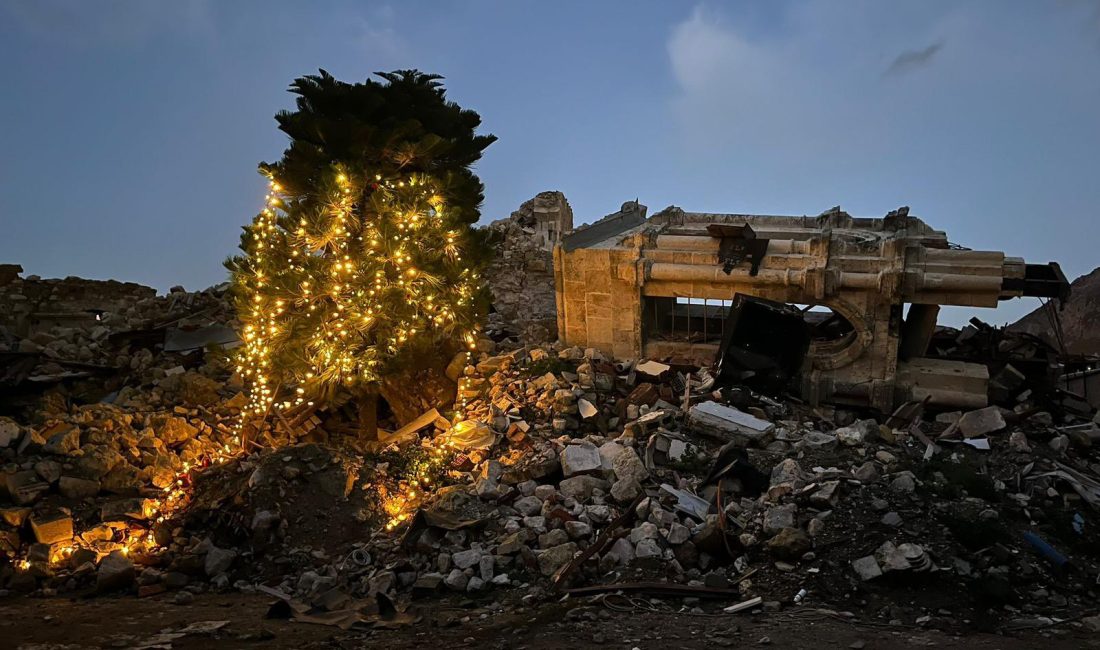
[226,70,495,433]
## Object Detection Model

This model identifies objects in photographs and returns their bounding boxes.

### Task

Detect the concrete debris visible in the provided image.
[560,443,603,477]
[96,550,135,592]
[957,406,1008,438]
[687,401,775,446]
[635,360,671,378]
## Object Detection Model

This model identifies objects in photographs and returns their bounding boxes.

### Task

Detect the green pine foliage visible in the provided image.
[225,70,495,413]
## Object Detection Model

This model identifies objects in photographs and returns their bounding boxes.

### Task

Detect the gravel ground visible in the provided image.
[4,591,1098,650]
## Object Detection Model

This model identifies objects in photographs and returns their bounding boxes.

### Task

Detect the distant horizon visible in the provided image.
[2,0,1097,328]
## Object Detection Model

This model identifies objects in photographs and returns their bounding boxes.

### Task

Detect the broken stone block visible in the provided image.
[101,498,150,521]
[496,530,531,555]
[564,521,592,539]
[5,470,49,505]
[809,481,841,507]
[34,460,62,484]
[626,382,660,406]
[477,554,495,580]
[630,521,659,543]
[603,537,635,566]
[452,548,482,570]
[852,555,883,581]
[443,568,468,591]
[97,550,135,592]
[561,443,603,477]
[0,506,31,527]
[559,475,608,501]
[888,472,917,494]
[802,431,837,449]
[41,423,81,455]
[0,417,23,448]
[610,477,641,504]
[0,527,20,554]
[667,522,691,545]
[875,450,897,464]
[577,398,597,419]
[766,527,811,561]
[74,444,124,480]
[635,538,662,561]
[523,515,548,533]
[876,541,911,572]
[611,447,648,484]
[769,459,804,487]
[474,476,501,500]
[687,402,775,446]
[852,461,878,482]
[533,484,557,501]
[58,476,101,500]
[538,542,578,576]
[539,529,569,549]
[1049,434,1070,455]
[30,510,74,545]
[597,441,625,473]
[70,547,97,570]
[204,546,237,577]
[957,406,1007,438]
[513,495,543,516]
[763,504,797,536]
[1008,431,1031,452]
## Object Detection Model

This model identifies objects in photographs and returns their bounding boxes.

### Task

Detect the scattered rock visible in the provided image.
[97,550,135,592]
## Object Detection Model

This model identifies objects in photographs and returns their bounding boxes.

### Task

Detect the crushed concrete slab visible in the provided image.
[958,406,1007,438]
[687,401,775,446]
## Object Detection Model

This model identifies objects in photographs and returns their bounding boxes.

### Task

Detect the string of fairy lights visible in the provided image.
[236,170,480,418]
[14,168,485,572]
[234,169,483,529]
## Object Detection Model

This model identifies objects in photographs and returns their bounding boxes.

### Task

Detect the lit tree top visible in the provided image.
[226,70,496,415]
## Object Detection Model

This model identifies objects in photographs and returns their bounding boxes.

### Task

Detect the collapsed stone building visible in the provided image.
[553,203,1069,411]
[484,191,573,340]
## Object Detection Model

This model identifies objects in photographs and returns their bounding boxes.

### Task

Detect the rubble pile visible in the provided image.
[927,316,1097,417]
[0,393,247,591]
[0,267,237,412]
[15,340,1087,632]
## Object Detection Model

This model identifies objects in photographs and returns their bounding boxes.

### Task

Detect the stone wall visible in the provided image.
[484,192,573,339]
[553,244,644,360]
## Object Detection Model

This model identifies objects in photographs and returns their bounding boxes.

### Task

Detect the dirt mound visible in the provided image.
[178,444,378,567]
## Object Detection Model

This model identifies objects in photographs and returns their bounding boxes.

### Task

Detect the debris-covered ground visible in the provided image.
[4,267,1100,648]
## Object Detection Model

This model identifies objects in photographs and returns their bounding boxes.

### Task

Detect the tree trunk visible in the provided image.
[377,362,458,427]
[358,385,379,441]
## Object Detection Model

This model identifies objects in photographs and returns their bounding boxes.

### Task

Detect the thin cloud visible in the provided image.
[1,0,214,45]
[357,4,408,64]
[884,41,944,77]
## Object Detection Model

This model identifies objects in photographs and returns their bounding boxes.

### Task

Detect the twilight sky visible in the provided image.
[1,0,1098,326]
